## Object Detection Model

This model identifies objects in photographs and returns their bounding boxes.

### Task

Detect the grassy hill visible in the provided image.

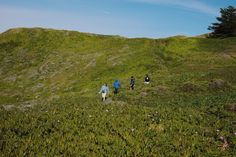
[0,28,236,156]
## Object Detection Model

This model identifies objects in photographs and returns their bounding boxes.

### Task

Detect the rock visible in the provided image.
[140,92,148,97]
[179,82,199,92]
[3,75,17,82]
[156,85,169,94]
[27,68,39,79]
[31,83,44,92]
[222,53,232,59]
[2,105,15,111]
[115,101,126,106]
[209,79,230,90]
[103,98,113,104]
[48,94,60,101]
[20,100,38,109]
[225,103,236,112]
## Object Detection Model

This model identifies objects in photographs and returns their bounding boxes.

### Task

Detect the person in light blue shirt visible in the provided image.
[99,83,109,101]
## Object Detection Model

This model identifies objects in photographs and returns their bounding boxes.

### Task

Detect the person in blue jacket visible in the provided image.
[99,83,109,101]
[113,80,121,94]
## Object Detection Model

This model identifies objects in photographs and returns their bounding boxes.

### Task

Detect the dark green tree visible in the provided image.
[208,6,236,38]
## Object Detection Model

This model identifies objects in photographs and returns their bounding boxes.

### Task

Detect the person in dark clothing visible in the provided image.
[113,80,121,94]
[130,76,135,90]
[144,74,150,84]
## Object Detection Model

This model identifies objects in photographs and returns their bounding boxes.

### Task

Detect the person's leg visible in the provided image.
[131,84,134,90]
[104,93,107,101]
[102,93,106,101]
[114,88,118,94]
[105,93,107,100]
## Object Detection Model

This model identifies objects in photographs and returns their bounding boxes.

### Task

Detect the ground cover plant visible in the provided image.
[0,28,236,156]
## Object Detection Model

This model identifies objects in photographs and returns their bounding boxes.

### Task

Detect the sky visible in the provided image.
[0,0,236,38]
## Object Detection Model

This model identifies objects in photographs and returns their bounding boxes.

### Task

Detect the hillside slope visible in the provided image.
[0,28,236,156]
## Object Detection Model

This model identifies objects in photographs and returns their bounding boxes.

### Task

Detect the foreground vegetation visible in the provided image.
[0,28,236,156]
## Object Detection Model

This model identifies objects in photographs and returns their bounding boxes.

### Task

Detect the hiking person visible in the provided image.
[144,74,150,84]
[130,76,135,90]
[113,80,121,94]
[99,83,109,101]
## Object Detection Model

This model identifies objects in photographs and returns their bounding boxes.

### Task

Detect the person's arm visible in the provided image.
[99,87,102,93]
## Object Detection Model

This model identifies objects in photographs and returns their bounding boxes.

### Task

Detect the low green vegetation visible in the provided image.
[0,28,236,156]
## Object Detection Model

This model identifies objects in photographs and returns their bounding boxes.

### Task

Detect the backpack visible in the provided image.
[145,77,150,82]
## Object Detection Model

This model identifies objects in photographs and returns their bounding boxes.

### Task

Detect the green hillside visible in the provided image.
[1,28,236,156]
